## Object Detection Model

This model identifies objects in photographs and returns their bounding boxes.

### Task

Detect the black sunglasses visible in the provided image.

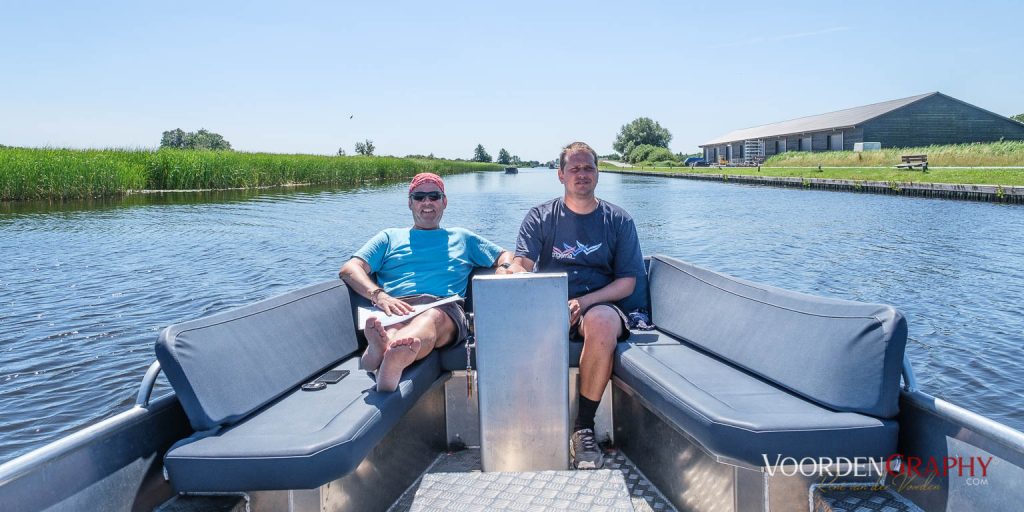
[410,191,444,202]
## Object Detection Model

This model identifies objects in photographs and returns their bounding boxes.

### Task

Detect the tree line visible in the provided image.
[470,144,539,167]
[160,128,232,150]
[143,111,1024,166]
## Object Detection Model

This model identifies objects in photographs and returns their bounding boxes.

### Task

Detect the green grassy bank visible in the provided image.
[0,147,503,201]
[599,141,1024,186]
[600,165,1024,186]
[763,140,1024,167]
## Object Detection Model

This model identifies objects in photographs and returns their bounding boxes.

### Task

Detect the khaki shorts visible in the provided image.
[398,294,470,345]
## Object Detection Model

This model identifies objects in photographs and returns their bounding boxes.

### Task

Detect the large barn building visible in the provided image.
[700,92,1024,165]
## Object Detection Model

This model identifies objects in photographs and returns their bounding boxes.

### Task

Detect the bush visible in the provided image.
[642,147,679,164]
[627,144,656,163]
[628,145,680,164]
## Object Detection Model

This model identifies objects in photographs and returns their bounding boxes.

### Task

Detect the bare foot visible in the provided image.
[361,316,389,371]
[376,337,422,392]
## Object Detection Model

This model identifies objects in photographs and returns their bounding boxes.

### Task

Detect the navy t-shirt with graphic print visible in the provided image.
[515,197,644,299]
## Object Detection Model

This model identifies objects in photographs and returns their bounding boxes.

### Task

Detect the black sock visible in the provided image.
[575,395,600,432]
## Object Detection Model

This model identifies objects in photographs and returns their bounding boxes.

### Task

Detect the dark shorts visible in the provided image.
[570,302,630,342]
[398,294,470,346]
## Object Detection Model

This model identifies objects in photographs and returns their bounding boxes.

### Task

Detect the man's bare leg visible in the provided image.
[572,306,622,469]
[375,308,457,392]
[376,337,422,392]
[578,306,621,401]
[361,316,390,371]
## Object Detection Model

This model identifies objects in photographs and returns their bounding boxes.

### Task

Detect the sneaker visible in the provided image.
[570,428,603,469]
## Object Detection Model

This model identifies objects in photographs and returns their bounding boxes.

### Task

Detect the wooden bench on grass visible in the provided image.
[896,154,928,171]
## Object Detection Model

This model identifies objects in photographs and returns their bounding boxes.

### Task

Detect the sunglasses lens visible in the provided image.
[411,192,442,201]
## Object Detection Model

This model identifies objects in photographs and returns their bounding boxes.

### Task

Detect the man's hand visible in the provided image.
[497,256,534,275]
[374,293,415,316]
[568,296,593,326]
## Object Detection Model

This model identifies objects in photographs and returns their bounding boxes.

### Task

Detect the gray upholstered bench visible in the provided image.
[156,280,441,491]
[613,255,908,466]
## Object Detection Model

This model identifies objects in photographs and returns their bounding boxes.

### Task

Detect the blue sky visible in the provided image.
[1,0,1021,161]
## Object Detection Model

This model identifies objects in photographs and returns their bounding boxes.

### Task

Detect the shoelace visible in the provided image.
[577,430,597,450]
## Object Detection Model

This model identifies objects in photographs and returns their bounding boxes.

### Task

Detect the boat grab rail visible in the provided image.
[137,360,162,407]
[903,389,1024,454]
[901,354,918,392]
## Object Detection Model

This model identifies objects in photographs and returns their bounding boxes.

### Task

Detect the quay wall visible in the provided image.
[602,170,1024,204]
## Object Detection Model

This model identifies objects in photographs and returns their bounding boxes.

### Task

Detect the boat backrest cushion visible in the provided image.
[647,255,907,418]
[618,260,650,313]
[156,280,358,432]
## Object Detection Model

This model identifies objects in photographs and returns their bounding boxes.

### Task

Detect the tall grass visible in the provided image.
[763,140,1024,167]
[0,148,150,201]
[0,148,503,201]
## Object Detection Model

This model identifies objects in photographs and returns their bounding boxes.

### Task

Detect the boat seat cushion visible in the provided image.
[163,355,441,491]
[615,332,898,466]
[647,255,907,418]
[156,280,360,432]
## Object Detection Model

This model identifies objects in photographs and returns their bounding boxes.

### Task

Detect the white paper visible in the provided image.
[357,295,462,329]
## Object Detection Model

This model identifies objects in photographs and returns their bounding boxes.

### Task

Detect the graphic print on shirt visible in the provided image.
[551,241,603,260]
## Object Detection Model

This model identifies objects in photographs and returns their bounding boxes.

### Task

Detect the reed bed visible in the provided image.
[763,140,1024,167]
[0,148,502,201]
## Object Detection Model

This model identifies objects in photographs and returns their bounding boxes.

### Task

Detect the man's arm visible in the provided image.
[492,250,514,270]
[338,258,414,316]
[574,277,635,311]
[569,276,636,325]
[496,254,533,274]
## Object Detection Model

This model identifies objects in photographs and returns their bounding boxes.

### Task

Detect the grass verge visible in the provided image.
[763,140,1024,167]
[0,148,503,201]
[600,165,1024,186]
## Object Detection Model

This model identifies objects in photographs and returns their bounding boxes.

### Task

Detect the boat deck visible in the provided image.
[812,483,923,512]
[388,448,676,512]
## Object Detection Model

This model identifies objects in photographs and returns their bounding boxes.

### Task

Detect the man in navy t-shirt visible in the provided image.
[340,173,513,393]
[502,142,645,469]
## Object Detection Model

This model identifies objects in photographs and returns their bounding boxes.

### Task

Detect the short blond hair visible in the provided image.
[559,141,598,171]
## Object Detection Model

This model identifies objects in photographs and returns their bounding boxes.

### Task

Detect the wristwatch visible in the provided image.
[369,288,385,306]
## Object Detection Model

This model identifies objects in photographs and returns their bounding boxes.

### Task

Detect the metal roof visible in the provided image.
[701,92,937,146]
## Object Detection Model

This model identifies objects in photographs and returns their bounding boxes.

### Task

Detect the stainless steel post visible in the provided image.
[472,273,569,471]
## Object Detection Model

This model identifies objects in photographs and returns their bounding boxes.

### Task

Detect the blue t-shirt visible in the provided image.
[353,227,503,297]
[515,198,644,299]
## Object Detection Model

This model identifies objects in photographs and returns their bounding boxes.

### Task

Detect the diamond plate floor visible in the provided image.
[388,448,676,512]
[411,470,633,511]
[812,483,924,512]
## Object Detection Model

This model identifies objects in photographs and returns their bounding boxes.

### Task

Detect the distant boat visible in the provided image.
[504,167,518,174]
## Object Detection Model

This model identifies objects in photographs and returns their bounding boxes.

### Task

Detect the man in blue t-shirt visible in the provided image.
[340,173,512,392]
[502,142,645,470]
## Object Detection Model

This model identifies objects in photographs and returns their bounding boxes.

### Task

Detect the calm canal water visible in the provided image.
[1,168,1023,463]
